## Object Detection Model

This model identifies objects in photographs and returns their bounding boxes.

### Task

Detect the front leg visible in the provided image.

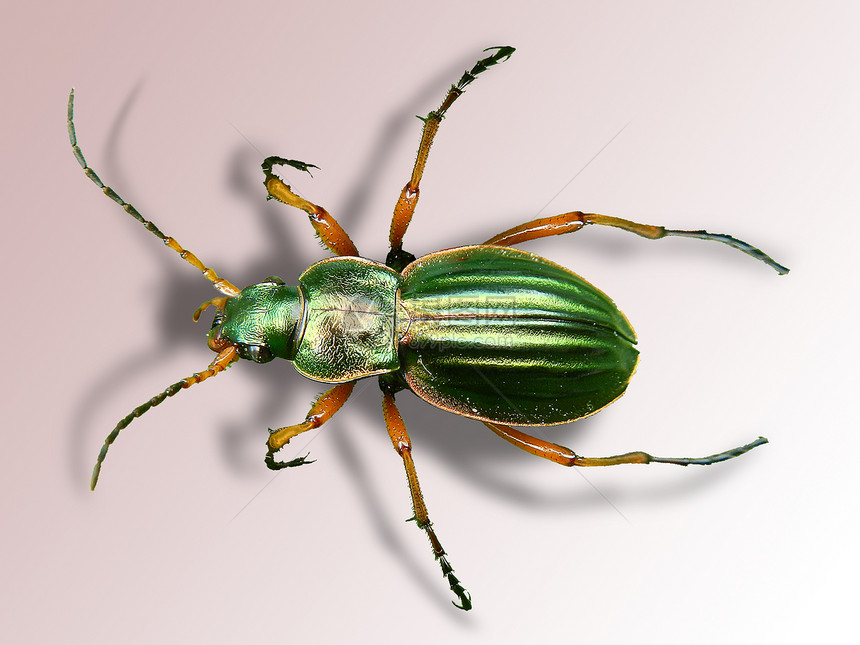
[265,381,355,469]
[262,156,359,257]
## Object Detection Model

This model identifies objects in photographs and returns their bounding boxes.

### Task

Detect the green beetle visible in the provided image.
[209,245,638,423]
[70,47,787,611]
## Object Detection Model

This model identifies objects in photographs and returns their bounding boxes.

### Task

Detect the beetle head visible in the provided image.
[197,277,303,364]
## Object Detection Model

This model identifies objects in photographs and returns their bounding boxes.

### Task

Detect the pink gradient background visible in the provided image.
[3,1,858,643]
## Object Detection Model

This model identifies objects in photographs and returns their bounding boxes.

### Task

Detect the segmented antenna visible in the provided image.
[90,345,239,490]
[67,89,240,297]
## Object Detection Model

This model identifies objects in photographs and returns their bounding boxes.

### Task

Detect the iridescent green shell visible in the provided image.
[219,246,638,426]
[293,257,401,382]
[397,246,638,425]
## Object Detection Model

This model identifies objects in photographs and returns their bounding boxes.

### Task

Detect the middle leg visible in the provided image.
[387,46,515,270]
[381,385,471,610]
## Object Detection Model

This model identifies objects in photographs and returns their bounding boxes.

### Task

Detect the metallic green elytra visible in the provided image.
[72,45,787,612]
[398,245,638,425]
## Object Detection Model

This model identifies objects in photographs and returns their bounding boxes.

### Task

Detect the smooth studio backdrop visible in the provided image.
[2,1,857,643]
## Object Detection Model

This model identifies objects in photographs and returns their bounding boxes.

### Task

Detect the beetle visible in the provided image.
[70,46,788,610]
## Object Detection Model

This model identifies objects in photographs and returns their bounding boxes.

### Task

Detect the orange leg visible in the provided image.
[382,390,471,610]
[484,211,789,275]
[265,382,355,469]
[483,421,768,467]
[387,46,515,270]
[91,345,240,490]
[261,157,359,257]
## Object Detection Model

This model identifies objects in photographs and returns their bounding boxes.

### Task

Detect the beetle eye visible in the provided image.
[262,275,285,285]
[211,313,225,329]
[237,344,274,363]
